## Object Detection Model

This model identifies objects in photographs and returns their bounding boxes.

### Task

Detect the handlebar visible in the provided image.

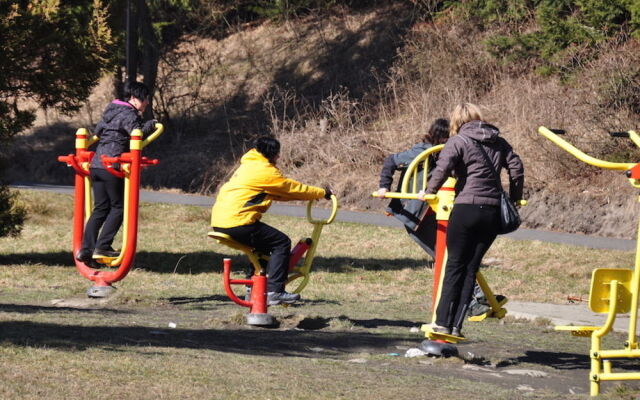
[142,123,164,148]
[609,130,640,149]
[372,191,526,206]
[371,191,437,202]
[538,126,636,171]
[306,195,338,224]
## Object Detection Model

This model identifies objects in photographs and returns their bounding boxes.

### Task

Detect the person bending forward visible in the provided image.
[211,137,331,306]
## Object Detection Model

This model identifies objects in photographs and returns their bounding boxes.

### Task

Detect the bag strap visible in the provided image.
[472,140,503,191]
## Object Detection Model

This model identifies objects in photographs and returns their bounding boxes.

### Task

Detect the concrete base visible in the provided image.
[87,285,116,298]
[246,313,275,326]
[419,339,459,358]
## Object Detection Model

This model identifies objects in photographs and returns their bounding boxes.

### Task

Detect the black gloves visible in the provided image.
[324,186,333,200]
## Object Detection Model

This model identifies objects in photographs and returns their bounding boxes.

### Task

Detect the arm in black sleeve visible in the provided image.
[503,139,525,201]
[379,154,398,190]
[142,119,157,135]
[509,177,524,201]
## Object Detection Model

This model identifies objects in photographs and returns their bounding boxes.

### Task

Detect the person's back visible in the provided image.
[429,120,524,206]
[211,148,325,229]
[91,100,156,169]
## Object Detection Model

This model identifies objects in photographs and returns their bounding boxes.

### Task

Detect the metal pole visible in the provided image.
[125,0,138,83]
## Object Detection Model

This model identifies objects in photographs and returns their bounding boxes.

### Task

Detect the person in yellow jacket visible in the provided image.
[211,136,332,305]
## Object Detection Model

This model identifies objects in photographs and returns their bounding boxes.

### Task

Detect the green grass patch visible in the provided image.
[0,190,639,398]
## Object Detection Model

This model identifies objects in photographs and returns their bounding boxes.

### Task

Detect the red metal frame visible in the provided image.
[223,258,268,315]
[58,129,159,289]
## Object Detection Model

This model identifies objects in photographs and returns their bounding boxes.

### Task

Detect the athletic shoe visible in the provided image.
[75,248,93,263]
[451,327,465,338]
[267,291,301,306]
[431,324,452,335]
[93,248,120,259]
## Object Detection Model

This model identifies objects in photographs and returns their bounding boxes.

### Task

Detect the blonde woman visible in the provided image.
[425,103,524,337]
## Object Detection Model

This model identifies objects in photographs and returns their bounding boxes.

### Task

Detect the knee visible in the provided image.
[110,206,124,218]
[274,235,291,252]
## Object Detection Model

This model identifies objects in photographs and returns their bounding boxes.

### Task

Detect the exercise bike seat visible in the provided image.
[208,231,264,275]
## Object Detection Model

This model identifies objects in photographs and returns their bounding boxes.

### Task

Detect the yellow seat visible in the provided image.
[208,231,265,275]
[555,268,632,337]
[589,268,632,314]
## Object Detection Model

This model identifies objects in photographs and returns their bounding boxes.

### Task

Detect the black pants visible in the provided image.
[82,168,125,251]
[435,204,499,329]
[213,222,291,293]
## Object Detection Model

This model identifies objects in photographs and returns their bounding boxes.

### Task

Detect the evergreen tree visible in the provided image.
[0,0,113,237]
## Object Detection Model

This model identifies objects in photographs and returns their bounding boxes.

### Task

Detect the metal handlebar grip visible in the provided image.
[142,123,164,148]
[609,131,630,138]
[306,195,338,224]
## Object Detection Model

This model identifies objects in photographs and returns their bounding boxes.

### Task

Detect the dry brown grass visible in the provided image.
[8,3,640,239]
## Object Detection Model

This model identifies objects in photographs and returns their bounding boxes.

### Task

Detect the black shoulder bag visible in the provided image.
[474,141,521,234]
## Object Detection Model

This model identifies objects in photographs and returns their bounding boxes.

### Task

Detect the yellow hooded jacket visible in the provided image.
[211,149,326,228]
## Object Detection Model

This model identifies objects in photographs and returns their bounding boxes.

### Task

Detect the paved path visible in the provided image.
[12,183,640,330]
[13,183,637,251]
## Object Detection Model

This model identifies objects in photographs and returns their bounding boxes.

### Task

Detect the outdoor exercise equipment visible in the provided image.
[210,195,338,326]
[539,126,640,396]
[372,145,517,356]
[57,124,164,298]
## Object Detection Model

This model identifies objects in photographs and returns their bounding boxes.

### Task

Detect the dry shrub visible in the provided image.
[13,5,640,238]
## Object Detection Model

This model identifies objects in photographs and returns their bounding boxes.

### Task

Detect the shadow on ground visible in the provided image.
[0,319,414,358]
[0,251,430,273]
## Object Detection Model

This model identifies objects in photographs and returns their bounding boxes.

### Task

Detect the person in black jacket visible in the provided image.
[376,118,450,259]
[76,81,157,264]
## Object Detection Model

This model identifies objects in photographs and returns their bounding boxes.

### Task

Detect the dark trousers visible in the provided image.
[435,204,499,329]
[82,168,125,251]
[214,222,292,293]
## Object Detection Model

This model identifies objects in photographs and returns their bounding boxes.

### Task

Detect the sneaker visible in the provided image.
[267,291,301,306]
[93,248,120,259]
[468,303,490,317]
[75,248,93,263]
[431,324,452,335]
[451,327,465,338]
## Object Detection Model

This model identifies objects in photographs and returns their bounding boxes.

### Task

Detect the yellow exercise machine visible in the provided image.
[208,196,338,325]
[539,126,640,396]
[372,145,511,356]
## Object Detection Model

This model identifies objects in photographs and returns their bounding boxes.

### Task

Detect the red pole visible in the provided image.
[101,130,142,285]
[250,275,268,314]
[65,130,99,279]
[431,220,448,310]
[223,258,252,307]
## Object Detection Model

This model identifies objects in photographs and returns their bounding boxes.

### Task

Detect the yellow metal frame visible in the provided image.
[209,195,339,295]
[286,195,338,293]
[371,145,509,342]
[540,126,640,396]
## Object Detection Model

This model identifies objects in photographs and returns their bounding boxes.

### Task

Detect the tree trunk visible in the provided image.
[138,0,160,120]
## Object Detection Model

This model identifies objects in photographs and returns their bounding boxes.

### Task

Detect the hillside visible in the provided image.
[8,2,640,239]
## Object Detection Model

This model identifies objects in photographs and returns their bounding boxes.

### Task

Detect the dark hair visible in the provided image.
[423,118,450,145]
[123,81,150,102]
[255,136,280,162]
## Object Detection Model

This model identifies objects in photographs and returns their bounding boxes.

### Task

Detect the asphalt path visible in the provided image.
[13,183,637,251]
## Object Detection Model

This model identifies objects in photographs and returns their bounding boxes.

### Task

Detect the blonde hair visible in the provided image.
[450,103,484,135]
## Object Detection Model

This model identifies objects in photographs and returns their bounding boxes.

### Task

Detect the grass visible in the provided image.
[1,189,640,399]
